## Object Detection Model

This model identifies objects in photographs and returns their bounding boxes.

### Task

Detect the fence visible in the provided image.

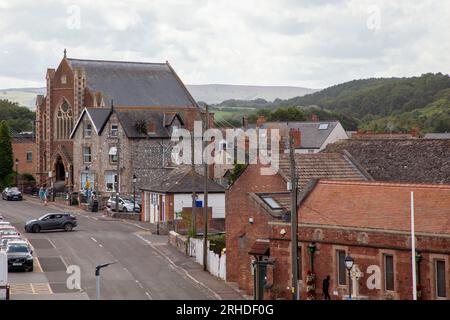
[188,238,226,280]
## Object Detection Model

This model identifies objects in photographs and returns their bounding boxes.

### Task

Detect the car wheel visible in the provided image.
[122,207,128,212]
[28,265,34,272]
[64,223,73,232]
[32,225,41,233]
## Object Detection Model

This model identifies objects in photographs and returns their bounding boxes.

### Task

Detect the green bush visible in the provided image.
[208,233,226,255]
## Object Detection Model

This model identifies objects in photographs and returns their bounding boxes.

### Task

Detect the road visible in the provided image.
[1,197,223,300]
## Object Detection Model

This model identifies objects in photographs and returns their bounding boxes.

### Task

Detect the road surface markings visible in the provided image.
[99,244,103,248]
[91,237,98,243]
[34,257,43,272]
[47,238,57,249]
[134,233,221,300]
[10,283,53,295]
[145,291,153,300]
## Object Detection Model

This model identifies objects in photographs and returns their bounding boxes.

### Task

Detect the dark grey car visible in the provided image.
[25,213,78,233]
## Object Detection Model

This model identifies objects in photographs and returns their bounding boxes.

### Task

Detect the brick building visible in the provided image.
[11,132,36,179]
[265,180,450,300]
[225,152,371,296]
[70,107,185,196]
[35,51,202,190]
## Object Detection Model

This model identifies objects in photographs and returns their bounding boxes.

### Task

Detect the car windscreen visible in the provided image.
[7,245,29,253]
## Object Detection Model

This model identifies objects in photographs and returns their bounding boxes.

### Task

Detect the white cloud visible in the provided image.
[0,0,449,89]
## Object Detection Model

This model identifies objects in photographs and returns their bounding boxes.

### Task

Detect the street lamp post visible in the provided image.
[95,261,117,300]
[344,255,354,300]
[15,159,19,187]
[132,174,137,212]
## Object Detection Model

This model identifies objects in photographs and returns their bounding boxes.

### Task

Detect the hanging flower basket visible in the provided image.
[306,271,316,300]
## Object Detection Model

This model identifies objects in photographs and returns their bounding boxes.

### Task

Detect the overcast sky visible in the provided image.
[0,0,449,89]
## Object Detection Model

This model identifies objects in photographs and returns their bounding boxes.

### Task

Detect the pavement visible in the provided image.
[0,196,244,300]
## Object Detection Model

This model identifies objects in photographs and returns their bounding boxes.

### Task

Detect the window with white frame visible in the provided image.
[436,260,446,298]
[110,124,119,137]
[108,146,118,163]
[105,171,117,192]
[83,146,92,163]
[84,123,92,138]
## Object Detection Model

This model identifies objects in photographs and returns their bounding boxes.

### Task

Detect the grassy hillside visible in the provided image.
[0,99,36,133]
[216,73,450,133]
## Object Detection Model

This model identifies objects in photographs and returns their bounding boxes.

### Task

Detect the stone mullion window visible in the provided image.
[55,100,73,140]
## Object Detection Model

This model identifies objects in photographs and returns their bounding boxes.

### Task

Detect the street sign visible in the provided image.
[195,200,203,208]
[0,251,7,286]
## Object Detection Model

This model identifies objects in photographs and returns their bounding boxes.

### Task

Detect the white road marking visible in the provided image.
[90,237,98,243]
[134,233,221,300]
[145,291,153,300]
[47,238,57,248]
[99,244,103,248]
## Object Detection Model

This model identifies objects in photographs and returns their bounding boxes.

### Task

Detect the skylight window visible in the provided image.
[318,123,329,130]
[262,197,281,209]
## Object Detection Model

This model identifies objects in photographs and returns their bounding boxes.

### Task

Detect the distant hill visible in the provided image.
[0,87,45,110]
[216,73,450,133]
[187,84,317,104]
[0,84,316,110]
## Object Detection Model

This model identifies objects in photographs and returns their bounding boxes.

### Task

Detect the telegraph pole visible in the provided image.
[203,104,209,271]
[289,129,299,300]
[191,132,197,237]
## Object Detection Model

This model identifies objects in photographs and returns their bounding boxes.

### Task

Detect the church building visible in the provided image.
[35,50,202,190]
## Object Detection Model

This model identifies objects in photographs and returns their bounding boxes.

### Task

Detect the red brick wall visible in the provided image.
[12,140,36,177]
[225,162,286,290]
[268,223,450,300]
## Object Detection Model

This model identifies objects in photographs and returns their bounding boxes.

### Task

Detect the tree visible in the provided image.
[0,121,14,187]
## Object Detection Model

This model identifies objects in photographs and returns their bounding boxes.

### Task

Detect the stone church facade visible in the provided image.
[35,51,202,190]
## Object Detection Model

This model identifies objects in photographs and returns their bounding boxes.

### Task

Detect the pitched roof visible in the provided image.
[70,107,111,138]
[299,180,450,235]
[67,58,196,108]
[278,152,370,190]
[323,139,450,184]
[140,166,225,193]
[115,109,184,138]
[261,121,341,149]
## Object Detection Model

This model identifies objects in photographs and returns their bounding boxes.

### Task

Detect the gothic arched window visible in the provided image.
[55,100,73,140]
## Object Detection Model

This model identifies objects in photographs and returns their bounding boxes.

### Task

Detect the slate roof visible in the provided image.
[140,166,225,194]
[70,107,184,139]
[323,139,450,184]
[278,152,370,190]
[67,58,196,107]
[115,110,184,138]
[261,121,341,149]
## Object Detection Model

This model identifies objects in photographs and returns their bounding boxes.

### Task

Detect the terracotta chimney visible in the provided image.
[256,115,266,127]
[290,128,302,148]
[410,127,419,138]
[311,114,319,122]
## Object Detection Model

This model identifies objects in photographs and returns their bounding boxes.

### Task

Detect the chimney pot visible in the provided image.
[290,128,302,148]
[311,114,319,122]
[256,115,266,127]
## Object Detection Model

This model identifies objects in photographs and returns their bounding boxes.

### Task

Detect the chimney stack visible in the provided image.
[410,127,419,138]
[290,128,302,148]
[256,115,266,127]
[311,114,319,122]
[242,116,248,129]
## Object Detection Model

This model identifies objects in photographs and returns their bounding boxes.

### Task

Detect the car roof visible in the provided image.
[7,240,29,246]
[0,225,16,229]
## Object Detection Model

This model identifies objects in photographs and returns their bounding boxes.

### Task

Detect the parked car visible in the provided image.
[25,213,78,233]
[107,196,137,212]
[1,235,23,251]
[6,240,34,272]
[2,187,23,201]
[0,226,21,238]
[0,221,11,226]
